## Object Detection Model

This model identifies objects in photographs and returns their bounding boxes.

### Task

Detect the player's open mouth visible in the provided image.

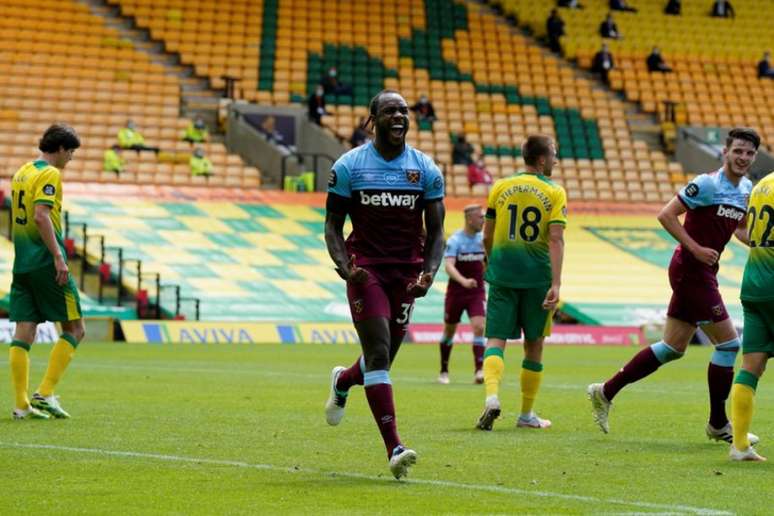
[390,125,406,137]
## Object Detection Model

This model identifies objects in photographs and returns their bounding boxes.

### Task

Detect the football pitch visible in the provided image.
[0,342,771,514]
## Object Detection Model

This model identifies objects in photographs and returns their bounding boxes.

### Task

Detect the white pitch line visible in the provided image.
[0,441,731,515]
[0,359,714,396]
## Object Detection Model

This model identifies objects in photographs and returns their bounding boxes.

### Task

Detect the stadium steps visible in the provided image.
[625,110,664,151]
[0,207,137,319]
[0,202,176,319]
[481,0,674,158]
[64,213,194,318]
[76,0,222,125]
[65,252,124,309]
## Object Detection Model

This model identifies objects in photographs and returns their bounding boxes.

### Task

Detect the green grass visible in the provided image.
[0,342,771,514]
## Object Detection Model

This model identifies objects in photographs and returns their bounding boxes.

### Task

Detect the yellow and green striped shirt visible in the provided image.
[485,172,567,288]
[11,160,65,273]
[742,172,774,302]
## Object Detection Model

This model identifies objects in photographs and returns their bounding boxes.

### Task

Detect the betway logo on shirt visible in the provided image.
[457,252,485,262]
[716,205,745,221]
[359,191,419,209]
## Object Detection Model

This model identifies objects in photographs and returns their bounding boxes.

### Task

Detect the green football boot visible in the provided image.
[31,393,71,419]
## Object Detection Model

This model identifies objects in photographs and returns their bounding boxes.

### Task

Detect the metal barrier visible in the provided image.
[280,152,336,191]
[64,212,201,321]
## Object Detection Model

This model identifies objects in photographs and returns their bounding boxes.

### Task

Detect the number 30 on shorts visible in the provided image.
[396,302,415,324]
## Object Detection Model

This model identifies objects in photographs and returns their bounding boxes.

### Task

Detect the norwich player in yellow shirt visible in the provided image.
[476,134,567,431]
[729,171,774,461]
[9,124,85,420]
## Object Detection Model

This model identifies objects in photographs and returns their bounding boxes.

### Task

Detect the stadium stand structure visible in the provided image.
[109,0,687,201]
[496,0,774,150]
[55,192,745,325]
[0,0,261,187]
[0,234,136,320]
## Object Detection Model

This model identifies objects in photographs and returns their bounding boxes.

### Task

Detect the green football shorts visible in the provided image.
[485,283,553,341]
[741,299,774,356]
[10,263,82,323]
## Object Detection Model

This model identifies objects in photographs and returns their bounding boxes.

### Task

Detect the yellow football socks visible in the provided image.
[10,340,31,409]
[520,359,544,415]
[731,370,759,450]
[37,333,78,397]
[483,347,505,398]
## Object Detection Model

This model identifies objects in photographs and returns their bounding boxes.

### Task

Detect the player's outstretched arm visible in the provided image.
[734,217,751,247]
[407,200,446,297]
[423,200,446,278]
[543,223,564,310]
[34,204,68,286]
[657,196,719,265]
[324,206,352,281]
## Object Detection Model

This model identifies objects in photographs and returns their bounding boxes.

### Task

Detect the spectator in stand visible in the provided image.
[557,0,583,8]
[592,43,615,85]
[320,67,353,96]
[308,85,327,126]
[182,117,209,144]
[103,145,125,175]
[410,95,437,124]
[610,0,637,12]
[350,118,370,148]
[599,13,621,39]
[647,47,673,73]
[664,0,681,15]
[758,52,774,79]
[118,120,159,155]
[711,0,734,18]
[453,134,475,166]
[190,147,213,177]
[546,9,565,53]
[467,157,493,188]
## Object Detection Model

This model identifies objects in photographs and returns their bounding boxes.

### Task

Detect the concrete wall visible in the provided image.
[299,121,345,191]
[225,103,346,190]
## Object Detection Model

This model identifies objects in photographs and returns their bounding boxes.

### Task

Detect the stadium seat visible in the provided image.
[0,0,261,187]
[494,0,774,151]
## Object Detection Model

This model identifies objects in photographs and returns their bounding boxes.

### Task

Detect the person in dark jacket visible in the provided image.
[664,0,681,15]
[710,0,734,18]
[410,95,437,123]
[647,47,672,73]
[452,134,475,166]
[308,85,327,126]
[546,9,566,53]
[592,43,615,84]
[758,52,774,79]
[557,0,583,8]
[610,0,637,12]
[599,13,621,39]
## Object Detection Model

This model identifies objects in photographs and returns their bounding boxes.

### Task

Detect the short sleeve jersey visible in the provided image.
[444,229,485,296]
[484,172,567,288]
[674,170,752,280]
[11,160,65,273]
[327,141,444,266]
[741,173,774,302]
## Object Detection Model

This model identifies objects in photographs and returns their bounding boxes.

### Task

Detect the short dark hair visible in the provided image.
[369,89,402,117]
[726,127,760,150]
[522,135,554,166]
[39,124,80,153]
